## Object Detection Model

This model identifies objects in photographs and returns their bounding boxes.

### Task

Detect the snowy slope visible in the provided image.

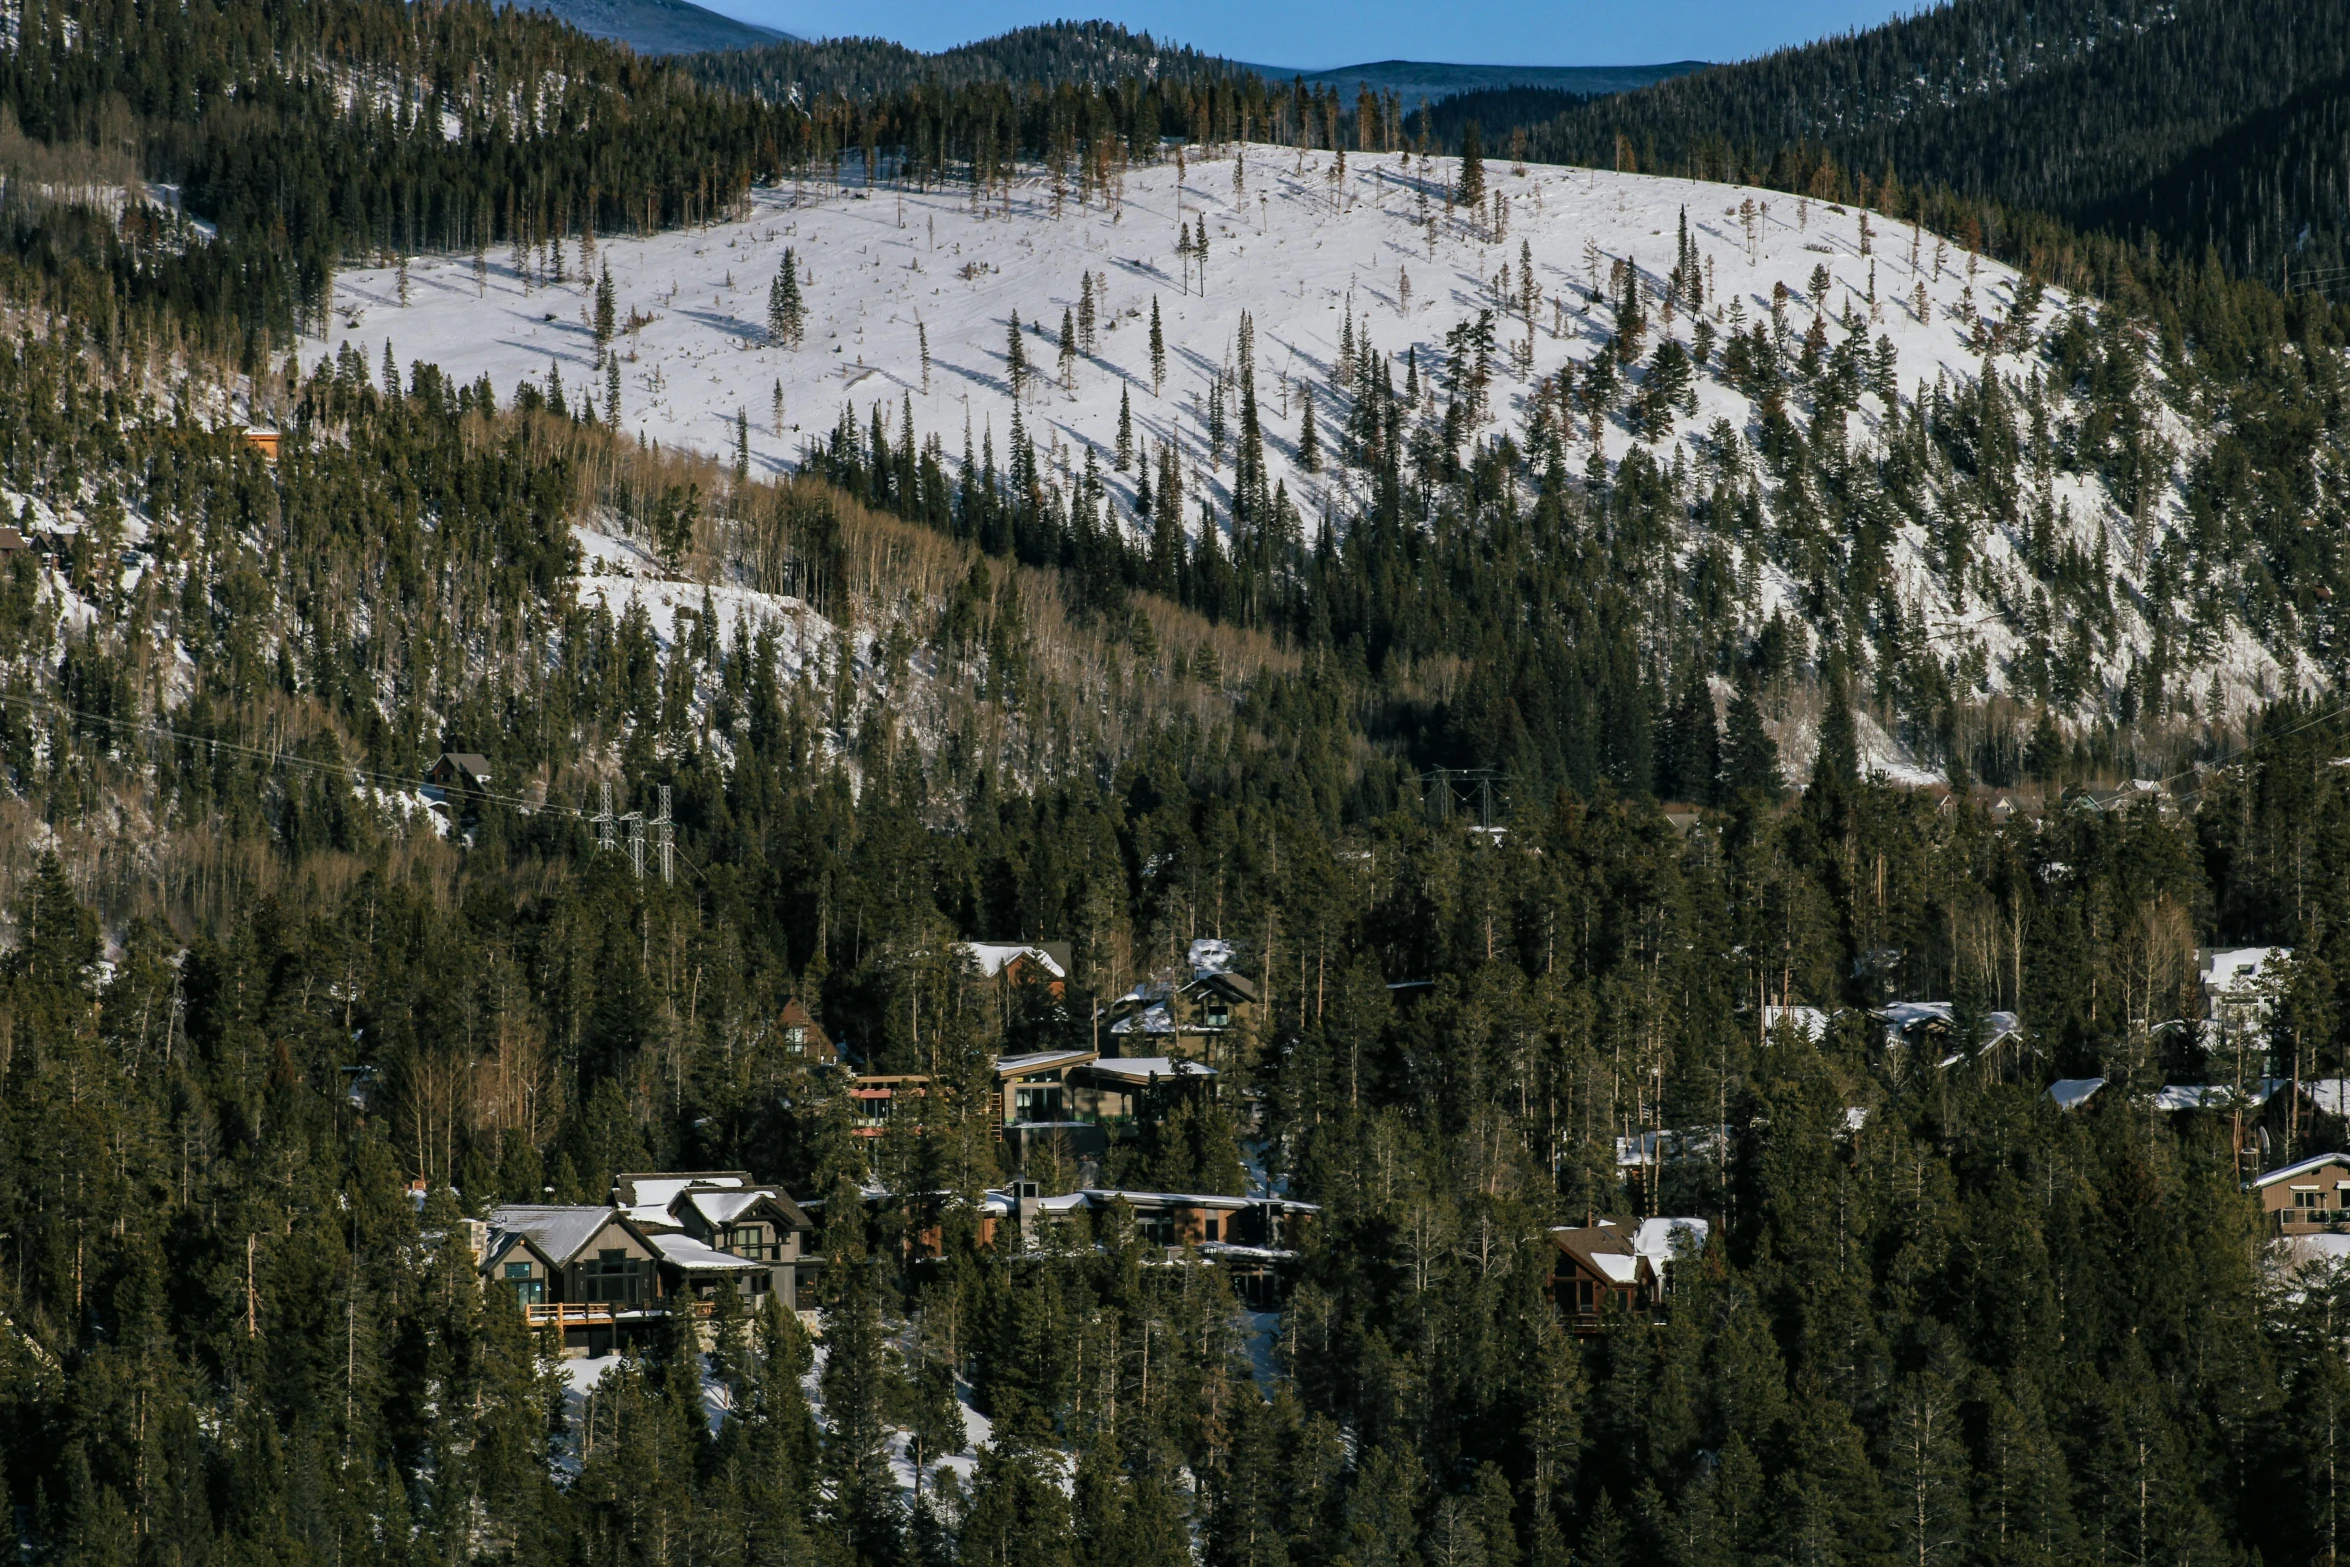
[315,144,2310,733]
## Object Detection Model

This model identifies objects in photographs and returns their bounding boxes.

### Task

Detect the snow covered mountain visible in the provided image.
[318,145,2310,775]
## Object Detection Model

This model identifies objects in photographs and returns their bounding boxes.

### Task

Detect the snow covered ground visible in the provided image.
[312,144,2311,756]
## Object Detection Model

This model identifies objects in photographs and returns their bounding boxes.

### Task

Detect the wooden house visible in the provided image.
[241,427,282,462]
[2249,1153,2350,1237]
[1105,940,1262,1068]
[849,1074,933,1138]
[775,997,838,1065]
[480,1205,671,1356]
[1067,1056,1217,1126]
[963,941,1074,999]
[1546,1217,1709,1333]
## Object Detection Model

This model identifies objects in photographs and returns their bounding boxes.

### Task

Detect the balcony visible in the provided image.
[523,1298,715,1327]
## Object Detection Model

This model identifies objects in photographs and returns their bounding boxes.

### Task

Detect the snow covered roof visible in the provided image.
[1077,1187,1257,1211]
[2153,1084,2236,1112]
[2046,1078,2106,1110]
[1589,1252,1641,1286]
[678,1187,812,1231]
[486,1205,626,1266]
[2203,947,2287,995]
[2309,1079,2350,1117]
[650,1234,763,1271]
[1633,1217,1709,1265]
[1109,1002,1175,1035]
[2250,1153,2350,1190]
[1080,1056,1215,1083]
[963,942,1070,980]
[687,1190,765,1225]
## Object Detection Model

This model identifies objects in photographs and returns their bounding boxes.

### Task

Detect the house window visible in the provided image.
[2298,1190,2323,1210]
[1573,1278,1597,1312]
[582,1250,644,1305]
[785,1025,807,1051]
[1202,1217,1221,1243]
[504,1262,534,1279]
[1204,1003,1231,1028]
[729,1226,767,1259]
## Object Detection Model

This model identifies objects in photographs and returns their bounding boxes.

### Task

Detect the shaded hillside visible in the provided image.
[503,0,792,54]
[1522,0,2350,291]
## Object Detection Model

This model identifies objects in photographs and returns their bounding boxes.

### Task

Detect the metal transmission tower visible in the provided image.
[624,809,645,879]
[1418,768,1508,829]
[655,785,674,886]
[594,781,616,852]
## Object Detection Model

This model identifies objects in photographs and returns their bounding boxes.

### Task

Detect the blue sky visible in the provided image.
[713,0,1928,70]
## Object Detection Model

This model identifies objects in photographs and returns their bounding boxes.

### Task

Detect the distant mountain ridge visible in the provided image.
[503,0,792,55]
[1234,59,1706,107]
[682,20,1240,101]
[681,23,1703,110]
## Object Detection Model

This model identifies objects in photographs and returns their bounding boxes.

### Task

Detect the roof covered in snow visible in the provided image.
[2250,1153,2350,1190]
[1080,1056,1215,1082]
[963,941,1071,979]
[2046,1077,2106,1110]
[650,1233,765,1270]
[486,1205,631,1266]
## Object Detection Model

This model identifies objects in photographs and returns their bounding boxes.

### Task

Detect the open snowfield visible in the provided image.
[320,146,2033,504]
[312,144,2308,730]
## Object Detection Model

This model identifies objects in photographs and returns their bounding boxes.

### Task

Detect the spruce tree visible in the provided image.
[1458,118,1487,209]
[594,263,616,356]
[1297,385,1320,473]
[770,248,805,348]
[1007,310,1028,400]
[1116,385,1134,470]
[1722,677,1782,800]
[1149,297,1166,396]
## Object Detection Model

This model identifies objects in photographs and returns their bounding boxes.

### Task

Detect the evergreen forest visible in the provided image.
[8,2,2350,1566]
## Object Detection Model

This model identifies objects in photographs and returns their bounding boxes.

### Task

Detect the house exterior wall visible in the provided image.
[563,1220,661,1305]
[2262,1162,2350,1233]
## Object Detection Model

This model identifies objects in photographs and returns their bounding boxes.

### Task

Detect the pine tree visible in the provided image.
[605,354,621,425]
[1149,298,1166,396]
[1078,271,1097,352]
[1662,667,1720,803]
[1116,385,1134,470]
[1458,118,1487,209]
[735,408,750,480]
[1059,307,1078,392]
[1297,385,1320,473]
[770,248,805,348]
[1007,310,1027,400]
[772,377,785,435]
[1722,677,1782,799]
[594,263,616,356]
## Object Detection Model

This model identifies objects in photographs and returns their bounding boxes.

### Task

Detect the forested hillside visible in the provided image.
[679,21,1244,106]
[1524,0,2350,295]
[5,312,2350,1565]
[10,1,2350,1565]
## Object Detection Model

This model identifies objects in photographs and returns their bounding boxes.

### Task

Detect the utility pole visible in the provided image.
[595,780,616,853]
[624,809,645,879]
[655,785,673,886]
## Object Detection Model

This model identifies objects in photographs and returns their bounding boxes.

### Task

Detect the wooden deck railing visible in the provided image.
[522,1299,716,1327]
